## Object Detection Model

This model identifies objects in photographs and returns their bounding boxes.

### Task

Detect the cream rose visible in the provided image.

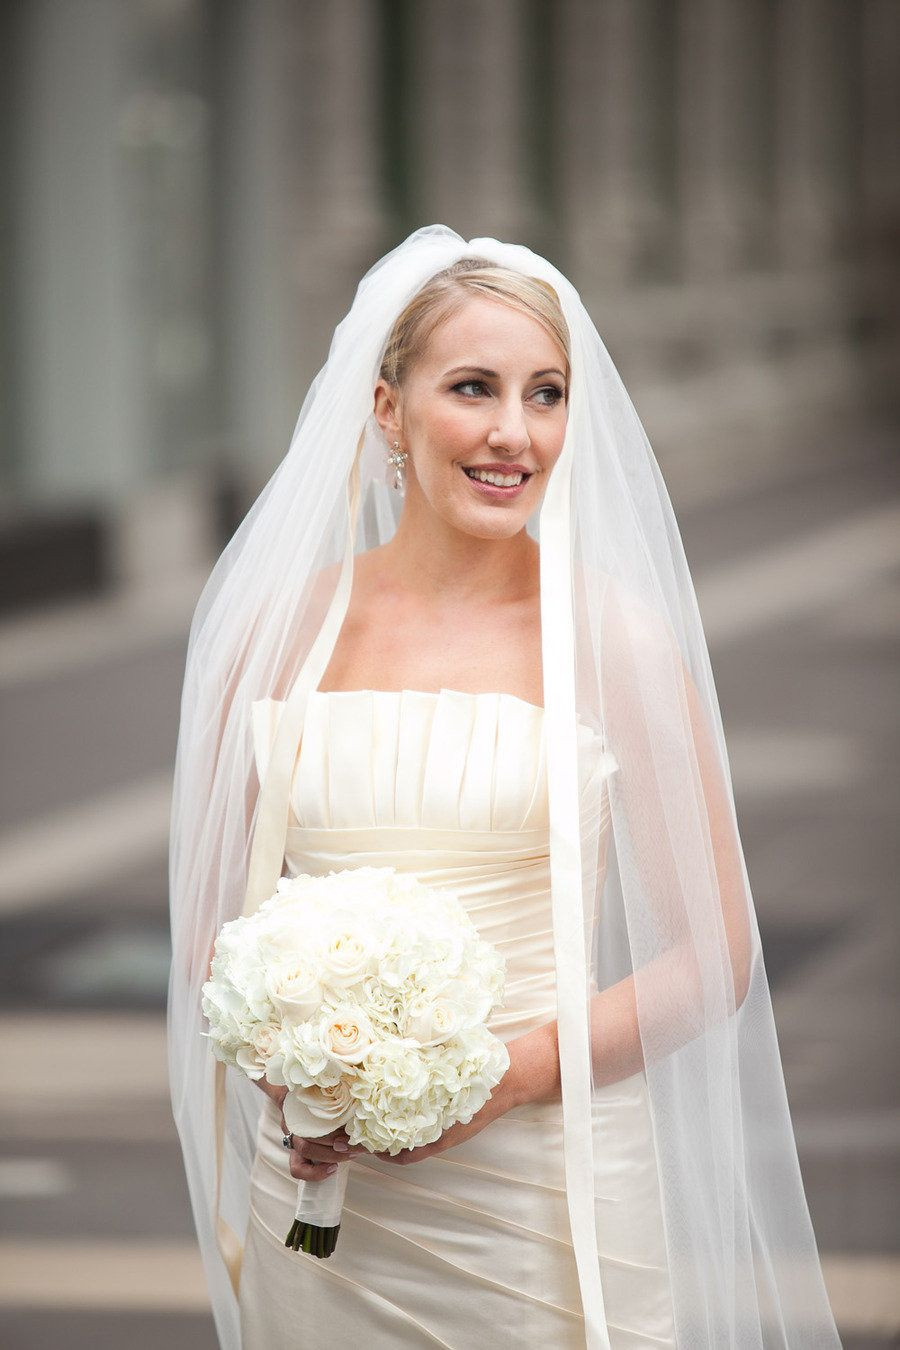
[321,926,375,987]
[283,1076,355,1137]
[317,1003,377,1065]
[265,959,323,1022]
[235,1020,280,1078]
[405,996,466,1046]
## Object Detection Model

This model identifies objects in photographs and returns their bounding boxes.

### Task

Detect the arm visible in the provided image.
[507,593,752,1108]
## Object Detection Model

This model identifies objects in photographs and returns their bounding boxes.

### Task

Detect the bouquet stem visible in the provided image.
[284,1218,341,1257]
[284,1159,350,1259]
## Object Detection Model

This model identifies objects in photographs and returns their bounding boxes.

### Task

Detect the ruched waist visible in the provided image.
[285,822,550,860]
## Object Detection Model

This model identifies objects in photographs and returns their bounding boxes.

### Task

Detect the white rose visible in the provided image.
[235,1020,280,1079]
[318,1004,377,1065]
[265,959,323,1022]
[405,996,466,1046]
[283,1076,355,1137]
[321,926,374,988]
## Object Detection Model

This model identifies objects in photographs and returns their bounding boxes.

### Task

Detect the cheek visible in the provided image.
[540,417,567,466]
[425,406,481,457]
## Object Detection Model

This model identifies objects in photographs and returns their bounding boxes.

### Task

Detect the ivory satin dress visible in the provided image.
[238,687,677,1348]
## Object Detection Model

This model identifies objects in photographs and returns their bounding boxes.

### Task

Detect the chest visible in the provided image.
[320,595,543,707]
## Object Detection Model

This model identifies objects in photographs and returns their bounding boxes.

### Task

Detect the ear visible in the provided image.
[373,377,403,444]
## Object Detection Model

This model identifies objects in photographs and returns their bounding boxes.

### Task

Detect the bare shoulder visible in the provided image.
[344,545,396,610]
[309,547,382,601]
[310,547,392,637]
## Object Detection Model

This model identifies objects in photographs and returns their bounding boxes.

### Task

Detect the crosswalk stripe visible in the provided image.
[0,775,171,916]
[0,1238,895,1332]
[0,1239,210,1312]
[696,501,900,647]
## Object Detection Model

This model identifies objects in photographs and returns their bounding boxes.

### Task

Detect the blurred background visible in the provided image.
[1,1,898,1347]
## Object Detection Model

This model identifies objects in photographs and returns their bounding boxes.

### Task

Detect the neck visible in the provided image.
[380,508,539,605]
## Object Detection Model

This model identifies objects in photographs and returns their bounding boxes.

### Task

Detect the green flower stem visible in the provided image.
[283,1221,341,1259]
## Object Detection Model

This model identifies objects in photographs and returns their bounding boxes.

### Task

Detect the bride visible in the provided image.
[167,227,842,1348]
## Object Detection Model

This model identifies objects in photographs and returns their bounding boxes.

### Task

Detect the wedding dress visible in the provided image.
[237,686,677,1348]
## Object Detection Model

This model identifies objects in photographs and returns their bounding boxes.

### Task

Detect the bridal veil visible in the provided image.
[167,224,841,1348]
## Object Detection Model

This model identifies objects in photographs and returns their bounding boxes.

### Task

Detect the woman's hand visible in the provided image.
[255,1074,352,1182]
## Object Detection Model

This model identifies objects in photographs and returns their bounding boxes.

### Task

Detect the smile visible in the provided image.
[461,465,531,497]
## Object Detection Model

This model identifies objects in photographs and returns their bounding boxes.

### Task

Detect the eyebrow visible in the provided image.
[444,364,566,381]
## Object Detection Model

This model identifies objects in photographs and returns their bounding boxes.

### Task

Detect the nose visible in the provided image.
[487,396,531,454]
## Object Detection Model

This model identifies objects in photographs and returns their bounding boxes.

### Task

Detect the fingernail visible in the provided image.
[326,1164,338,1174]
[333,1140,348,1151]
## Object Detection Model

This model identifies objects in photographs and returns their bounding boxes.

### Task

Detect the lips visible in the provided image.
[462,463,532,478]
[459,464,531,498]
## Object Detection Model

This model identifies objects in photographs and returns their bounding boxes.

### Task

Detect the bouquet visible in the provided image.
[201,865,510,1258]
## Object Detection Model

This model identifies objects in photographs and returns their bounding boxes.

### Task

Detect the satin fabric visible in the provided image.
[238,687,677,1347]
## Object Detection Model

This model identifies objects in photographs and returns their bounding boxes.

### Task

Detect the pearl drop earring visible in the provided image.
[385,440,408,492]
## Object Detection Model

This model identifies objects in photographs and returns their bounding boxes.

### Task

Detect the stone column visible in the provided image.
[415,0,527,241]
[557,0,682,294]
[14,0,148,507]
[774,0,863,267]
[859,0,900,269]
[212,0,385,485]
[678,0,778,280]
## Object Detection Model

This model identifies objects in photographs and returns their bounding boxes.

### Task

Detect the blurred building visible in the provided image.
[2,0,898,609]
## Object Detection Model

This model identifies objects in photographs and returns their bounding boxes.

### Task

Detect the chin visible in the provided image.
[453,511,529,542]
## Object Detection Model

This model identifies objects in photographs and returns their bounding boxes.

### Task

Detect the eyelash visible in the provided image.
[453,379,564,406]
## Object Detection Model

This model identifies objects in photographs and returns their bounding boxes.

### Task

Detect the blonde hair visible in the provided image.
[378,256,570,399]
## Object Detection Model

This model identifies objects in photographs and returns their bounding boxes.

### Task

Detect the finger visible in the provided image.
[299,1137,350,1163]
[317,1126,352,1148]
[288,1148,342,1180]
[292,1136,337,1162]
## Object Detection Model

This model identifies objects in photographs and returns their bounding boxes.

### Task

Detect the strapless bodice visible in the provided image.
[250,685,618,837]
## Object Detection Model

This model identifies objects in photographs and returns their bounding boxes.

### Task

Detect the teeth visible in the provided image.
[464,468,524,486]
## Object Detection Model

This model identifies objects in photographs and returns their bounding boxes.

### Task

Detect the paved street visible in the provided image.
[0,409,897,1348]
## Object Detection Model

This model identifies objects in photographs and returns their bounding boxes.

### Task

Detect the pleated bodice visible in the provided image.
[251,685,618,835]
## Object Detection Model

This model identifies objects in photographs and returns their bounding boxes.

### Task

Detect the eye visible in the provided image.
[453,379,565,405]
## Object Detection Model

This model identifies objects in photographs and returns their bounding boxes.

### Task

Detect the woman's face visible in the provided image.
[374,295,568,541]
